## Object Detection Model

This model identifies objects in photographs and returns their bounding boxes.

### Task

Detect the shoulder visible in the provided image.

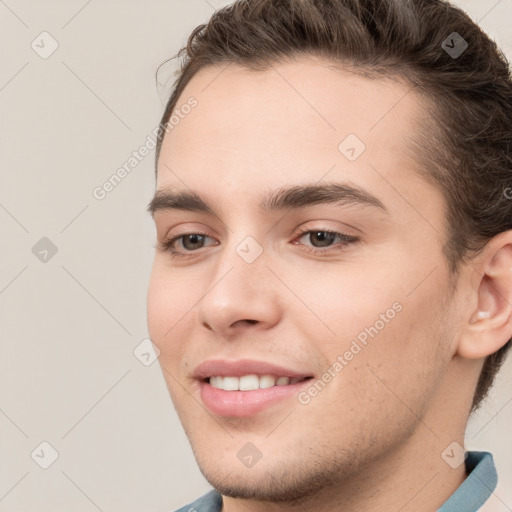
[173,489,223,512]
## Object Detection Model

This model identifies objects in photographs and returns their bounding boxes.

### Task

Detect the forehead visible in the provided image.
[156,56,431,214]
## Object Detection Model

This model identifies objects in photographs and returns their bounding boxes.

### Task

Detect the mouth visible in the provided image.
[194,359,315,417]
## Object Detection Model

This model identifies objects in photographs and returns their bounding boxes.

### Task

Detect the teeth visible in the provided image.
[210,376,222,388]
[259,375,276,388]
[239,374,259,391]
[223,376,239,391]
[209,374,305,391]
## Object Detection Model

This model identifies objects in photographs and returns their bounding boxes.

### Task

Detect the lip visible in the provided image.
[194,359,314,418]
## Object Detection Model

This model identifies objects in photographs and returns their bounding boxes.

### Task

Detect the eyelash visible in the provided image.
[160,228,359,259]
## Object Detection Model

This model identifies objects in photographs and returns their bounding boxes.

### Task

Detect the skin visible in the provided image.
[147,56,512,511]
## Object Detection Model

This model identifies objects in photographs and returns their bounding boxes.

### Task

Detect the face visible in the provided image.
[147,56,461,503]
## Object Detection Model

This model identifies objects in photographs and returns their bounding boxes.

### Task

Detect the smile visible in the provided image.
[194,359,314,417]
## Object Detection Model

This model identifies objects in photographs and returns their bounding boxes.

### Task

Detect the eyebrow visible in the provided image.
[147,182,388,218]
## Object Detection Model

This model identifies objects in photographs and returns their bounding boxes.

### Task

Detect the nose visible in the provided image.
[195,240,283,337]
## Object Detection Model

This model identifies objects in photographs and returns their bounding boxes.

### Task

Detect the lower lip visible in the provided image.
[199,380,311,417]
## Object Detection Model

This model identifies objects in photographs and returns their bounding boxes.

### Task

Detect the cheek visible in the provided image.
[292,262,404,344]
[306,260,450,384]
[147,265,193,359]
[147,273,192,406]
[353,280,454,411]
[146,273,170,343]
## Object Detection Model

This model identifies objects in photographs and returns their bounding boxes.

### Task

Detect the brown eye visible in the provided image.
[180,234,207,250]
[160,231,218,257]
[306,231,337,247]
[293,228,359,256]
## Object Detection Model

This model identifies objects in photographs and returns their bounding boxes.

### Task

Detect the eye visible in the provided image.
[160,232,218,257]
[292,228,359,255]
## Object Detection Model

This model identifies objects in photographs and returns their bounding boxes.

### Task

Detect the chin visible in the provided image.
[191,445,359,505]
[200,466,329,503]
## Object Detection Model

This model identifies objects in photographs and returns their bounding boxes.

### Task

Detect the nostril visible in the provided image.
[231,319,258,328]
[201,321,214,331]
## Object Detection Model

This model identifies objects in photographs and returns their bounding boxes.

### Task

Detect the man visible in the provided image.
[146,0,512,510]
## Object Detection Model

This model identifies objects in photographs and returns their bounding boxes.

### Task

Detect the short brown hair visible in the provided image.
[154,0,512,411]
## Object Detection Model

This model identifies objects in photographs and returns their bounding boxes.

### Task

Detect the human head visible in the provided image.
[146,0,512,506]
[152,0,512,410]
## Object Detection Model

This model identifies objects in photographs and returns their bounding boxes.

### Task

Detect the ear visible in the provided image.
[456,230,512,359]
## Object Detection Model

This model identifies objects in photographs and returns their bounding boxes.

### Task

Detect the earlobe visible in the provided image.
[457,232,512,360]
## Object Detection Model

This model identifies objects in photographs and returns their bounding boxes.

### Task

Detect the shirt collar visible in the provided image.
[438,451,497,511]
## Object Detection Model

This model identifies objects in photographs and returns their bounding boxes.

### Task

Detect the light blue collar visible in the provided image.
[438,451,497,511]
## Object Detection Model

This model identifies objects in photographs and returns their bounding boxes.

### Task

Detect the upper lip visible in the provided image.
[193,359,314,380]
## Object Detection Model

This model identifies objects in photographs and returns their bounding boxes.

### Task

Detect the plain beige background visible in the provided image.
[0,0,511,510]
